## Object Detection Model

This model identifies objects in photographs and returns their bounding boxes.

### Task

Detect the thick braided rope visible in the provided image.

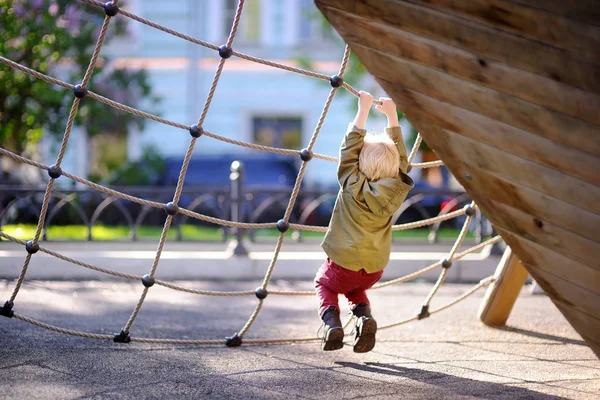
[10,276,492,345]
[0,1,479,344]
[7,10,117,305]
[120,0,248,335]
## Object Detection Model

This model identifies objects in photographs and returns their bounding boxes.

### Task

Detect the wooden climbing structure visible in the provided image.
[316,0,600,357]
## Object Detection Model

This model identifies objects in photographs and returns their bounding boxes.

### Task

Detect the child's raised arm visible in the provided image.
[376,97,409,173]
[338,91,373,186]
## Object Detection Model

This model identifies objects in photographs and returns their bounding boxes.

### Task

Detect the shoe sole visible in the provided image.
[322,327,344,351]
[353,317,377,353]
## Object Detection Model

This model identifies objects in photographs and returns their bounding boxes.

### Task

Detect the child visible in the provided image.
[315,91,414,352]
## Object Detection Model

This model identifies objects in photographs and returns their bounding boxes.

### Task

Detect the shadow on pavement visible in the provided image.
[497,326,587,346]
[337,361,567,399]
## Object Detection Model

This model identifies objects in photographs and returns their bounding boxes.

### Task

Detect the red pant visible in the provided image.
[314,258,384,316]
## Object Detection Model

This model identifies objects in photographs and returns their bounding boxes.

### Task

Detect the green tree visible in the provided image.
[0,0,160,156]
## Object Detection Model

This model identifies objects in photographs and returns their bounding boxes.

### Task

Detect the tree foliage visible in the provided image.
[0,0,160,154]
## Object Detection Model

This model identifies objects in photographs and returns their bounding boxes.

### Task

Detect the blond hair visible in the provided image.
[359,133,400,181]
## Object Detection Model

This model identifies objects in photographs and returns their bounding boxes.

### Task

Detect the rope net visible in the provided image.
[0,0,501,346]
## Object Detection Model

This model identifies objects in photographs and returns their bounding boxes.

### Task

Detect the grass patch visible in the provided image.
[1,224,472,241]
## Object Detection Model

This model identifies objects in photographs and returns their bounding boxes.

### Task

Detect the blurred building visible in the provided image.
[58,0,421,188]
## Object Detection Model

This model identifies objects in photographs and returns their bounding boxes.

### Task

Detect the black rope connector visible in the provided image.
[103,1,120,17]
[218,45,233,59]
[329,75,344,88]
[225,332,242,347]
[141,274,155,288]
[0,301,14,318]
[406,164,413,173]
[73,84,88,99]
[300,148,313,162]
[25,240,39,254]
[276,219,289,233]
[47,165,62,179]
[441,259,452,269]
[189,124,203,138]
[113,330,131,343]
[255,287,267,300]
[165,202,179,216]
[417,304,430,320]
[464,204,475,216]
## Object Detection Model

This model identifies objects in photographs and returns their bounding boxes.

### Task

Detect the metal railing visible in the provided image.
[0,162,491,244]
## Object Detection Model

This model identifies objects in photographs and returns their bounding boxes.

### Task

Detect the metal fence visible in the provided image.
[0,162,491,243]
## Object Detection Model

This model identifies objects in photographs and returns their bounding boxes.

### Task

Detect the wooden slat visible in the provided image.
[316,0,600,93]
[353,46,600,157]
[482,199,600,269]
[415,121,600,215]
[479,249,529,326]
[497,228,600,295]
[553,301,600,359]
[322,6,600,126]
[525,266,600,321]
[404,122,600,242]
[389,87,600,186]
[407,0,600,61]
[507,0,600,27]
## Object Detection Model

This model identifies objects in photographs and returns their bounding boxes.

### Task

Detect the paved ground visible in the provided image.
[1,279,598,399]
[0,239,501,282]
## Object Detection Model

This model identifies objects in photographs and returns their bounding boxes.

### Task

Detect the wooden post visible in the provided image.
[479,247,529,326]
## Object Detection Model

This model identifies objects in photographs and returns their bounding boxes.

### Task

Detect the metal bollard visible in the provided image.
[228,160,248,256]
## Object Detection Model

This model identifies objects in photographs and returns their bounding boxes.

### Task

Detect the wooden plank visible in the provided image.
[352,46,600,157]
[479,248,529,326]
[415,121,600,216]
[323,6,600,126]
[497,228,600,294]
[553,301,600,359]
[316,0,600,93]
[507,0,600,27]
[482,200,600,269]
[525,265,600,322]
[407,0,600,61]
[389,87,600,186]
[404,122,600,242]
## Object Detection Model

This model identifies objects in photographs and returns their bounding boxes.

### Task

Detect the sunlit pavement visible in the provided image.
[1,280,598,399]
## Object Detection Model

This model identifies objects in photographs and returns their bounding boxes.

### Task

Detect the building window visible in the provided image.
[253,117,302,150]
[223,0,261,42]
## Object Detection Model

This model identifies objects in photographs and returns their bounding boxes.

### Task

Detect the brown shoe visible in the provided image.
[352,303,377,353]
[320,306,344,351]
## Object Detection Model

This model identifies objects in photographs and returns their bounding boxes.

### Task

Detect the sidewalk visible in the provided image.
[1,280,598,399]
[0,239,500,282]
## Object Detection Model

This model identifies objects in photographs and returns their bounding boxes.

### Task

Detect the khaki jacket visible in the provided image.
[321,123,414,273]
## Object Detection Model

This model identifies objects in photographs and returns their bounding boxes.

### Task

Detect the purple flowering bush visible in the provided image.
[0,0,160,154]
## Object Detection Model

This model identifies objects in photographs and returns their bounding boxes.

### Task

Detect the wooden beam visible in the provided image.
[407,0,600,61]
[403,113,600,243]
[322,6,600,125]
[414,121,600,216]
[479,248,529,326]
[507,0,600,27]
[352,46,600,157]
[498,228,600,294]
[388,87,600,186]
[553,301,600,359]
[316,0,600,93]
[525,265,600,322]
[481,200,600,270]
